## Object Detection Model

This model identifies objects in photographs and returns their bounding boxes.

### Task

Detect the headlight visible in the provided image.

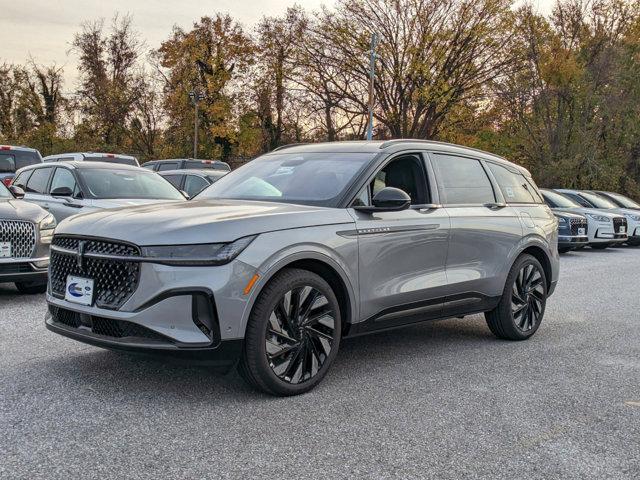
[39,214,56,241]
[556,216,567,224]
[141,236,256,266]
[586,213,610,222]
[626,214,640,222]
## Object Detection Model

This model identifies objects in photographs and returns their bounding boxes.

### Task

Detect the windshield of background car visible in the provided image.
[606,192,640,208]
[579,191,619,209]
[542,190,582,208]
[0,182,11,198]
[198,152,376,206]
[79,169,185,200]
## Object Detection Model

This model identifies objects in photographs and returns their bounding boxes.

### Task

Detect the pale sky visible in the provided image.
[0,0,553,89]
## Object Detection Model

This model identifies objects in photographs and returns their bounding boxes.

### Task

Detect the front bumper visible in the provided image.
[0,257,48,284]
[45,309,242,369]
[558,235,589,248]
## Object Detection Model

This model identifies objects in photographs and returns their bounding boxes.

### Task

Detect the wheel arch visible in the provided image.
[519,245,553,291]
[239,250,358,338]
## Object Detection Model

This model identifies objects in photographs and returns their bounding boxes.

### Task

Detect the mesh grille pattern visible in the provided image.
[0,220,36,258]
[569,218,588,235]
[50,236,141,310]
[49,306,168,342]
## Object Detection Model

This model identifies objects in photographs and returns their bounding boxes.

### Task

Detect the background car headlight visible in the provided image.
[141,235,256,266]
[39,214,56,241]
[586,213,610,222]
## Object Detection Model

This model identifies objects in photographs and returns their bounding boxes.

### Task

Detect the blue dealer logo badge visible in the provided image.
[68,283,84,298]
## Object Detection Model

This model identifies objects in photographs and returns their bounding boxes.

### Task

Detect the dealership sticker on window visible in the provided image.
[65,276,94,306]
[0,242,11,258]
[505,187,515,198]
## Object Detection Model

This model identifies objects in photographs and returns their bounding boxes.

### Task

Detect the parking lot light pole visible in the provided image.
[367,32,379,141]
[189,91,205,159]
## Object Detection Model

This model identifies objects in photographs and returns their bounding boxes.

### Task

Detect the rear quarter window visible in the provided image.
[487,163,538,204]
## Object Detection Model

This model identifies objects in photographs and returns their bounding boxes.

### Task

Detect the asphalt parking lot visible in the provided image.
[1,247,639,479]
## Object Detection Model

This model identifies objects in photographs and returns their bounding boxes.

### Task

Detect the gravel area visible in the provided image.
[1,246,639,479]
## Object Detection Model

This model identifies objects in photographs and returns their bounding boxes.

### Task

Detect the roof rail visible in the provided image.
[272,143,310,152]
[378,138,509,162]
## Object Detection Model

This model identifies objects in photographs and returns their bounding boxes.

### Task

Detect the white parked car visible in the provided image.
[557,189,640,246]
[540,189,627,249]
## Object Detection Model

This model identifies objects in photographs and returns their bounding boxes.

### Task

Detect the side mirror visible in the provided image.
[51,186,73,197]
[9,185,25,199]
[180,190,191,200]
[353,187,411,213]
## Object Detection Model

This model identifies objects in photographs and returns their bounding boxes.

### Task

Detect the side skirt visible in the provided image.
[346,292,500,337]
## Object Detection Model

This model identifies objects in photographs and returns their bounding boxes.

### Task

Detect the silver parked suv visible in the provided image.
[46,141,559,395]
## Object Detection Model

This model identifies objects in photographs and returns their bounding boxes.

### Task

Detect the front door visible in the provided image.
[349,153,450,330]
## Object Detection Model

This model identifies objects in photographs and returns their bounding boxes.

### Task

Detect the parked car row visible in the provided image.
[1,140,639,396]
[540,188,640,252]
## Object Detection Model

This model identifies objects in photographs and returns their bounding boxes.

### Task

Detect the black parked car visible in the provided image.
[554,211,588,253]
[158,169,228,198]
[143,158,231,173]
[0,146,43,187]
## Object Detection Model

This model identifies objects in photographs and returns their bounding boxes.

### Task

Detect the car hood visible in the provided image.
[89,198,183,210]
[552,211,585,220]
[57,199,354,245]
[0,198,49,223]
[552,207,622,219]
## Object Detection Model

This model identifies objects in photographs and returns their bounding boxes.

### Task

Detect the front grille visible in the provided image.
[0,220,36,258]
[613,217,627,233]
[50,236,141,310]
[49,305,168,342]
[569,218,588,235]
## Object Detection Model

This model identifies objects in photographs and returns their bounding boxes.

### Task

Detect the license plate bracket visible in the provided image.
[64,276,95,306]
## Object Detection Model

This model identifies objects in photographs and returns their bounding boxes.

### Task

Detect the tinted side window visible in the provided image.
[25,167,53,194]
[184,175,210,197]
[432,155,495,204]
[50,168,78,194]
[487,163,537,203]
[369,155,428,205]
[162,174,183,189]
[158,162,180,171]
[14,151,42,169]
[12,170,32,189]
[0,154,16,173]
[566,193,592,207]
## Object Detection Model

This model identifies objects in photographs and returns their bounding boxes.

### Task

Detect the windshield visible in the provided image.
[542,190,581,208]
[579,191,619,209]
[0,182,11,199]
[606,192,640,208]
[198,152,376,206]
[79,169,185,200]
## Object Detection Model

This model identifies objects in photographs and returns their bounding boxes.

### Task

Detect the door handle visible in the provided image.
[418,204,442,212]
[483,202,507,210]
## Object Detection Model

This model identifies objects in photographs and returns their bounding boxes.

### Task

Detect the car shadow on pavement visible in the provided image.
[33,315,495,402]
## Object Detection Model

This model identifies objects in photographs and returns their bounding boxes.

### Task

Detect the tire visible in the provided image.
[590,243,609,250]
[15,281,47,294]
[485,254,547,341]
[238,268,342,396]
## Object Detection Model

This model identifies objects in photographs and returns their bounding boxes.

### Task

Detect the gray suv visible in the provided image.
[45,141,559,396]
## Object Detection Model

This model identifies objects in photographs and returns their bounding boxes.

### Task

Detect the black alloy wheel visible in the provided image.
[511,263,545,332]
[239,268,342,396]
[265,286,336,384]
[485,254,547,341]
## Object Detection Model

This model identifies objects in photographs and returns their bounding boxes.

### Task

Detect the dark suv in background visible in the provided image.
[0,146,43,187]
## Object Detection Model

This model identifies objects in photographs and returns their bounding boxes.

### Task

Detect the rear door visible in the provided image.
[350,152,450,330]
[23,167,54,211]
[430,153,523,314]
